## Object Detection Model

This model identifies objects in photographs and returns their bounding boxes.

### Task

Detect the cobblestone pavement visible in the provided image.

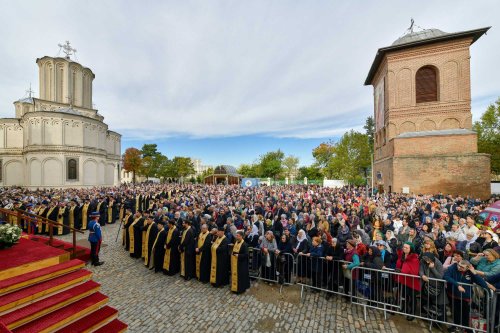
[56,223,431,333]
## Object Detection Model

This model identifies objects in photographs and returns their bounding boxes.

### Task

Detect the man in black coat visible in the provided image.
[179,219,196,280]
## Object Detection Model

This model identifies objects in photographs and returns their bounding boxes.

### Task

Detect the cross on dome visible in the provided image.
[58,41,77,59]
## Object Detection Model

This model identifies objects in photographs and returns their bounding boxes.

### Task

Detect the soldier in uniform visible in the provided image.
[88,212,104,266]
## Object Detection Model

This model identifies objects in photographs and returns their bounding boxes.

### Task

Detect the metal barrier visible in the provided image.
[351,266,493,333]
[296,256,352,300]
[247,247,295,291]
[492,291,500,333]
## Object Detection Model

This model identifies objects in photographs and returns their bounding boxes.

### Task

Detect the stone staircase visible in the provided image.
[0,259,127,333]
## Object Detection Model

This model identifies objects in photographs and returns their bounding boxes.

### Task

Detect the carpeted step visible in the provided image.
[0,269,92,313]
[12,292,108,333]
[0,280,100,329]
[93,319,128,333]
[0,259,85,295]
[54,305,118,333]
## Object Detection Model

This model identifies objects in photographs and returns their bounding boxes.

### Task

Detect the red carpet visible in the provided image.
[0,280,100,327]
[12,292,108,333]
[28,236,91,262]
[55,305,118,333]
[0,259,84,294]
[0,269,92,310]
[0,238,66,272]
[94,319,128,333]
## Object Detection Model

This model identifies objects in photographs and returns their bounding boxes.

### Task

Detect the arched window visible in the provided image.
[67,159,77,180]
[416,66,438,103]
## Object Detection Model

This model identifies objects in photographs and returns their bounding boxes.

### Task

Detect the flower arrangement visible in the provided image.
[0,223,22,248]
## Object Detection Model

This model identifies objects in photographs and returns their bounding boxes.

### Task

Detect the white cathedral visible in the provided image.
[0,42,121,188]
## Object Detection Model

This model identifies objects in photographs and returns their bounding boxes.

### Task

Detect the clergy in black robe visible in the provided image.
[210,227,230,287]
[150,220,167,272]
[97,199,108,225]
[128,212,142,257]
[179,220,196,280]
[122,209,133,250]
[55,202,71,235]
[131,213,145,258]
[68,200,81,230]
[144,218,159,268]
[80,200,91,230]
[46,202,59,234]
[196,224,212,283]
[107,198,118,224]
[163,219,180,275]
[230,230,250,294]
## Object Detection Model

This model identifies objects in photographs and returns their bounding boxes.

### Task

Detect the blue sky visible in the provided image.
[0,1,499,167]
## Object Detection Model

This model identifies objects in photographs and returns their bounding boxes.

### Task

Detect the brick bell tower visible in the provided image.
[365,25,491,198]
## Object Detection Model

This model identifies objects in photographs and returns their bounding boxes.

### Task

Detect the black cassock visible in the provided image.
[122,214,134,250]
[144,222,159,267]
[179,227,196,279]
[196,232,212,283]
[151,229,167,272]
[131,218,145,258]
[210,236,229,287]
[231,240,250,293]
[163,227,180,275]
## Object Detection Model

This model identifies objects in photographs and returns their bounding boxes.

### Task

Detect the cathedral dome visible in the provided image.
[392,29,448,46]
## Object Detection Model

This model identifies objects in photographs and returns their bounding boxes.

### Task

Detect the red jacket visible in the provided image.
[396,252,421,291]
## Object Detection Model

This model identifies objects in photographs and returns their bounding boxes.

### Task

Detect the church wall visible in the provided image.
[83,159,98,186]
[28,119,43,145]
[98,161,105,185]
[105,163,114,185]
[4,159,24,186]
[5,124,23,148]
[392,154,490,199]
[43,158,63,186]
[29,158,42,186]
[43,119,62,145]
[63,120,83,146]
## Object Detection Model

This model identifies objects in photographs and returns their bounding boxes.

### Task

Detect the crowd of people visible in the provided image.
[1,184,500,331]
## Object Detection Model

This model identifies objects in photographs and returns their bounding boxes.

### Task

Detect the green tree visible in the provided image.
[237,164,261,178]
[122,147,143,184]
[474,98,500,176]
[364,116,375,151]
[298,165,323,180]
[312,142,335,169]
[171,157,195,183]
[312,131,371,184]
[258,150,284,179]
[282,155,299,179]
[141,144,160,158]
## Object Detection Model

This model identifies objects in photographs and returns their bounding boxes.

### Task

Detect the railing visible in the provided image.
[247,247,295,291]
[0,207,84,258]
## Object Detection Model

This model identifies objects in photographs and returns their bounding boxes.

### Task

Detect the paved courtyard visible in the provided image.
[57,223,430,333]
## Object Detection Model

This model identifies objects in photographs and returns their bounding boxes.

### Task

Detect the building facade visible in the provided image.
[0,50,121,188]
[365,27,491,198]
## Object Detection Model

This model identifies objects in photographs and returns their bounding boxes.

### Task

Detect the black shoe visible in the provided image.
[405,316,414,321]
[93,261,104,266]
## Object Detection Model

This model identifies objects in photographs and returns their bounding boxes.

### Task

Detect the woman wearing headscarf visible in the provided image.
[419,252,446,322]
[294,229,310,283]
[260,231,278,282]
[359,246,384,303]
[337,220,351,247]
[275,234,293,284]
[462,231,481,258]
[396,242,421,321]
[478,230,499,251]
[385,230,398,254]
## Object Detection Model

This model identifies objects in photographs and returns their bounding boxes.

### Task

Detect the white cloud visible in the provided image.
[0,0,498,140]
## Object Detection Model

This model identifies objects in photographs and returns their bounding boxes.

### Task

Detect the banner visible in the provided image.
[241,178,259,188]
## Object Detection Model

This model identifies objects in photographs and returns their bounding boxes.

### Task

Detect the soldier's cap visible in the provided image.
[90,211,100,217]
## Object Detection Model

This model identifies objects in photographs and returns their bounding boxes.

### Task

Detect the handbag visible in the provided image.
[343,267,352,280]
